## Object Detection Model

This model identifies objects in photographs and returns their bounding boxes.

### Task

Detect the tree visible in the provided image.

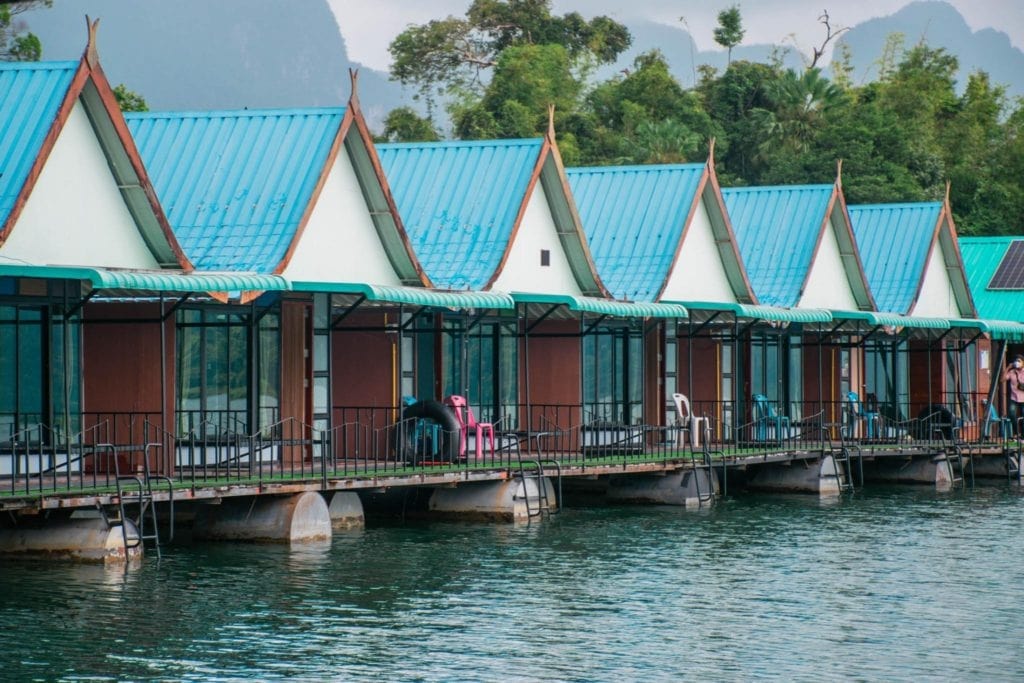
[380,107,440,142]
[1,1,51,61]
[713,5,744,65]
[113,84,148,112]
[388,0,630,112]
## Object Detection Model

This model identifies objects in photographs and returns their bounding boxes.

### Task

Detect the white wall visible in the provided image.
[2,101,160,269]
[283,143,401,285]
[911,241,961,317]
[798,216,861,310]
[660,196,737,303]
[489,181,583,296]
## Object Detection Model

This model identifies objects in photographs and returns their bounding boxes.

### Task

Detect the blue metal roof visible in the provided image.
[848,203,941,314]
[376,139,543,290]
[0,61,77,230]
[566,164,704,302]
[126,108,344,273]
[721,185,833,307]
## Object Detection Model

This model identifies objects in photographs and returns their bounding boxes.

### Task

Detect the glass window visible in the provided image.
[583,324,643,424]
[441,318,518,426]
[177,308,279,436]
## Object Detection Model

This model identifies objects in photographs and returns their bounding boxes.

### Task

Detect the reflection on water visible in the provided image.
[2,486,1023,681]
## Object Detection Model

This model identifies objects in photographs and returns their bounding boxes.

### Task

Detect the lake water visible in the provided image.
[1,486,1022,682]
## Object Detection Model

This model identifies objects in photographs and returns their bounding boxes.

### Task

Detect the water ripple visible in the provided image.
[1,486,1023,681]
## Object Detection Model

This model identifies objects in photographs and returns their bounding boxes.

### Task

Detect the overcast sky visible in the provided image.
[328,0,1024,71]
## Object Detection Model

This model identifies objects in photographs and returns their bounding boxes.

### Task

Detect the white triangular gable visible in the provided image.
[1,100,160,269]
[798,215,860,310]
[282,140,401,285]
[661,194,736,303]
[910,242,962,317]
[489,181,583,296]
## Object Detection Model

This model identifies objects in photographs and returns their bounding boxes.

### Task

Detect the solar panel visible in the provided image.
[988,240,1024,290]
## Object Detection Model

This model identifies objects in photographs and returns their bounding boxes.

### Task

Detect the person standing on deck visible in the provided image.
[1003,355,1024,437]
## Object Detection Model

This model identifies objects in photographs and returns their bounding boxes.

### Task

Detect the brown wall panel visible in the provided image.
[643,324,662,427]
[332,311,396,408]
[677,337,721,405]
[83,302,172,422]
[524,320,580,429]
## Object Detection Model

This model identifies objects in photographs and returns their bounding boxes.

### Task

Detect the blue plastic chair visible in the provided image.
[846,391,880,440]
[752,393,790,441]
[983,400,1013,440]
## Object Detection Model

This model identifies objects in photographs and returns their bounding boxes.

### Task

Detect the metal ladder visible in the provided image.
[515,457,561,522]
[831,447,855,493]
[943,443,970,489]
[689,449,716,507]
[1008,444,1023,485]
[108,443,175,560]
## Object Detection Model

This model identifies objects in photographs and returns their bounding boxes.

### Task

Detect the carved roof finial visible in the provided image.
[348,68,360,110]
[85,16,100,68]
[547,103,556,140]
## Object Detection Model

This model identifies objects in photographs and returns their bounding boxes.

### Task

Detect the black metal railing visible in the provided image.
[0,396,1014,501]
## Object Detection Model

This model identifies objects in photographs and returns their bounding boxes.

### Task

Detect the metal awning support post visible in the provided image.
[522,303,533,448]
[582,314,609,337]
[160,292,170,475]
[399,306,427,331]
[683,310,724,338]
[63,289,98,319]
[466,309,490,332]
[330,294,366,329]
[161,293,194,322]
[525,304,560,334]
[61,282,72,451]
[983,340,1007,437]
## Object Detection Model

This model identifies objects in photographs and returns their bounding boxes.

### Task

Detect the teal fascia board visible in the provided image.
[0,265,288,293]
[832,310,950,330]
[513,293,687,318]
[664,301,831,323]
[291,281,514,310]
[735,304,832,323]
[950,318,1024,340]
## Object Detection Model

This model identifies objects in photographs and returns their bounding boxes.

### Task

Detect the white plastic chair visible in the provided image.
[672,393,706,448]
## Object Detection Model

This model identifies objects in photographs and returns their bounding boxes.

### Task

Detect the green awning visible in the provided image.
[512,293,687,318]
[950,318,1024,339]
[832,310,950,330]
[0,265,288,293]
[735,304,832,323]
[663,301,831,323]
[291,282,515,310]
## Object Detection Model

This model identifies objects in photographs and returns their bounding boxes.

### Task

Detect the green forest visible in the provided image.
[379,1,1024,237]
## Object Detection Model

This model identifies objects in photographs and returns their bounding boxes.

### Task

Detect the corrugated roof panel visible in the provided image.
[721,185,833,307]
[376,139,542,290]
[0,61,77,228]
[566,164,704,302]
[126,108,344,273]
[848,203,941,314]
[960,236,1024,322]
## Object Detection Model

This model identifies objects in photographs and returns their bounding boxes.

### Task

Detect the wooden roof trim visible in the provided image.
[830,180,877,310]
[482,137,549,291]
[346,80,430,287]
[1,19,193,270]
[540,121,611,298]
[704,150,757,304]
[654,167,708,302]
[273,108,351,276]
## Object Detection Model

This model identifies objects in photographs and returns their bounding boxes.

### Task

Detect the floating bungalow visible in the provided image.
[2,31,1023,563]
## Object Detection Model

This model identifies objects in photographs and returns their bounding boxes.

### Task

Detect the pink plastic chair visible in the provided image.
[444,395,495,460]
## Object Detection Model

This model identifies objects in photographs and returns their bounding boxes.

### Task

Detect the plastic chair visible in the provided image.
[983,400,1013,440]
[752,393,790,441]
[671,393,706,448]
[845,391,880,440]
[443,395,495,460]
